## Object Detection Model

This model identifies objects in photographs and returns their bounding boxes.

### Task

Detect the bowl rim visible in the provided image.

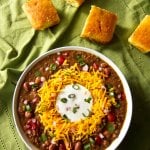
[12,46,132,150]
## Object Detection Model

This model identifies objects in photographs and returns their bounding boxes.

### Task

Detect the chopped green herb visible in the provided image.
[107,123,115,133]
[60,98,68,103]
[63,114,69,120]
[109,87,114,92]
[84,97,92,103]
[40,133,47,142]
[87,109,93,116]
[89,137,95,145]
[34,71,41,77]
[68,94,76,98]
[84,143,91,150]
[31,83,39,89]
[82,113,87,117]
[115,103,121,108]
[106,84,113,90]
[79,61,86,66]
[25,104,32,112]
[49,132,55,138]
[72,106,80,113]
[76,55,86,66]
[72,84,80,90]
[50,63,57,71]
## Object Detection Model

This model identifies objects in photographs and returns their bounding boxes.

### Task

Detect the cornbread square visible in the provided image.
[22,0,60,30]
[65,0,84,7]
[81,5,117,44]
[128,15,150,53]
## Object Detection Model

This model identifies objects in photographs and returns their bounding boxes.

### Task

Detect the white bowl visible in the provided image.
[12,46,132,150]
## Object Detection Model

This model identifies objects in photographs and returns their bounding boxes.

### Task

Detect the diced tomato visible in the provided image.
[107,113,115,122]
[95,135,102,145]
[31,123,36,130]
[26,118,38,130]
[57,55,65,65]
[93,62,99,70]
[121,92,126,100]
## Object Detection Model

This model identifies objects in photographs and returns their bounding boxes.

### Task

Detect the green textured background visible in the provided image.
[0,0,150,149]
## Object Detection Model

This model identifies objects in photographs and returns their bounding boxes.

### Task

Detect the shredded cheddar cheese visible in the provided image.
[36,63,116,150]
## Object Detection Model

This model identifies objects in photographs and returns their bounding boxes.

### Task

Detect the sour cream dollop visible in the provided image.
[56,84,93,122]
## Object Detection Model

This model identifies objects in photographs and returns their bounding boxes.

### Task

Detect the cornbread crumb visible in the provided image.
[81,5,118,44]
[128,15,150,53]
[65,0,84,7]
[22,0,60,30]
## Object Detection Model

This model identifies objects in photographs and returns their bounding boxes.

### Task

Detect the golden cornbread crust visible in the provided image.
[81,5,117,44]
[22,0,60,30]
[128,15,150,53]
[65,0,84,7]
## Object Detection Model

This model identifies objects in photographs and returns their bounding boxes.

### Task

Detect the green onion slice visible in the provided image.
[72,84,80,90]
[72,106,80,113]
[115,103,121,108]
[68,94,76,98]
[84,143,91,150]
[82,113,87,117]
[34,70,41,77]
[107,123,115,133]
[40,133,47,142]
[63,114,69,120]
[25,104,32,112]
[109,91,115,97]
[60,98,68,103]
[89,137,95,144]
[31,83,39,89]
[84,97,92,103]
[76,55,86,66]
[50,63,57,71]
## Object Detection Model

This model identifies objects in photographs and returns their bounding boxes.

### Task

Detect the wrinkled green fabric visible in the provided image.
[0,0,150,149]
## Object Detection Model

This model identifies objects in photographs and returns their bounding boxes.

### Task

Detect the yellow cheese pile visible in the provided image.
[36,63,116,150]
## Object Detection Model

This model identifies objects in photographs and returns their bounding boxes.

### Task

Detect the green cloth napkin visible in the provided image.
[0,0,150,149]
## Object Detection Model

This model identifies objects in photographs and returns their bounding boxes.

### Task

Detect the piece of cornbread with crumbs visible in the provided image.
[22,0,60,30]
[81,5,118,44]
[128,15,150,53]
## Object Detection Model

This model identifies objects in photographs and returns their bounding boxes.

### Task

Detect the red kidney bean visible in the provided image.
[32,97,39,103]
[40,76,46,82]
[25,111,32,118]
[100,63,108,68]
[49,144,56,150]
[102,140,109,147]
[104,68,111,76]
[95,135,102,145]
[23,82,30,91]
[62,52,69,56]
[93,62,99,70]
[103,130,111,139]
[112,133,117,139]
[35,77,41,84]
[74,141,82,150]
